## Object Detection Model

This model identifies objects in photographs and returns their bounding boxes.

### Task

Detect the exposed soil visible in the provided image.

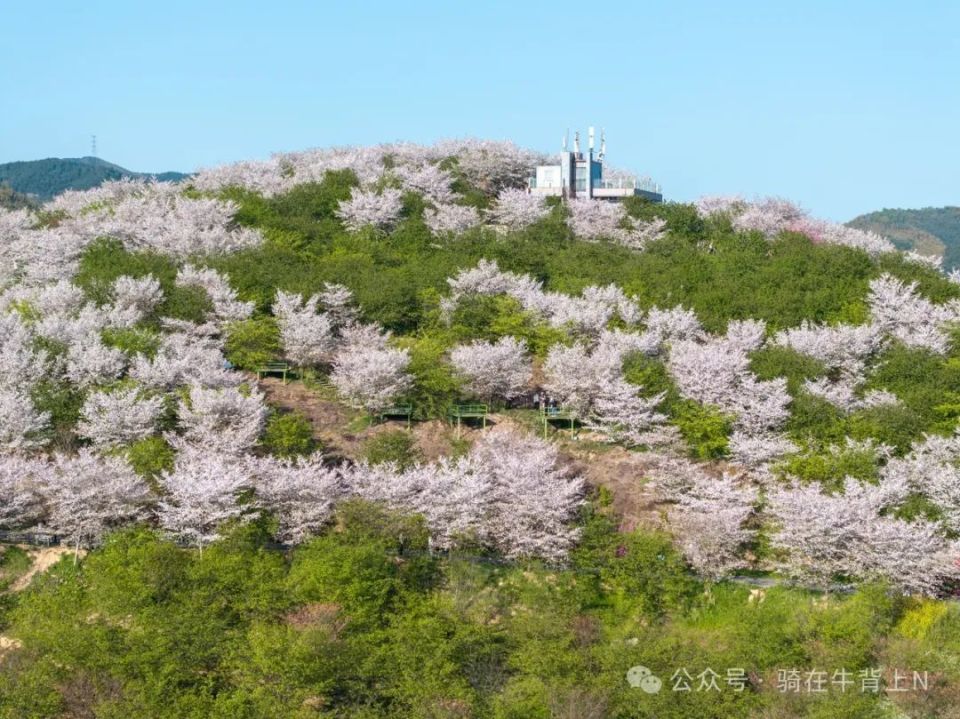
[9,546,81,592]
[254,375,353,451]
[255,374,490,462]
[0,635,22,660]
[255,374,672,531]
[563,446,670,533]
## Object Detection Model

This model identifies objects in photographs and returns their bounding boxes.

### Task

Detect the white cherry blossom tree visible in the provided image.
[0,454,46,529]
[176,384,268,455]
[253,453,345,543]
[449,336,531,403]
[157,444,256,550]
[424,204,481,236]
[336,187,404,232]
[330,333,412,414]
[488,189,550,230]
[77,387,165,448]
[41,450,151,551]
[273,290,335,367]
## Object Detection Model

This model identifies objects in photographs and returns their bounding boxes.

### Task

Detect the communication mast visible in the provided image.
[91,135,97,158]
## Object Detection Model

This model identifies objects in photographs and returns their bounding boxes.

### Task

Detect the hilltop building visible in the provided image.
[528,127,662,202]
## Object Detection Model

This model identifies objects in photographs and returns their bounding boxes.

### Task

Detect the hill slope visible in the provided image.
[848,206,960,269]
[6,140,960,716]
[0,156,187,200]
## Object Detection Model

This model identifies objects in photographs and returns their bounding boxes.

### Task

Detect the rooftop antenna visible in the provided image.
[573,130,580,155]
[562,129,568,151]
[598,128,606,161]
[588,126,595,152]
[91,134,97,158]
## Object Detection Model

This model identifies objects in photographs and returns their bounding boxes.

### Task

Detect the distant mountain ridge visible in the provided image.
[0,156,188,202]
[848,206,960,270]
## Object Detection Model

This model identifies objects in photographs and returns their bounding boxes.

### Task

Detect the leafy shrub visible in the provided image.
[848,404,925,454]
[262,411,316,458]
[671,401,732,459]
[125,436,175,479]
[785,392,850,445]
[597,530,697,617]
[623,353,676,398]
[101,327,162,359]
[360,430,423,471]
[775,442,883,490]
[750,345,827,395]
[623,198,705,240]
[224,318,281,370]
[287,502,435,627]
[163,283,215,323]
[896,599,951,640]
[74,238,177,304]
[865,344,960,434]
[396,335,462,419]
[30,380,85,450]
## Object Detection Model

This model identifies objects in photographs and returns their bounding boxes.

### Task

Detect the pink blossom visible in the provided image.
[274,290,335,367]
[41,450,151,550]
[450,336,531,402]
[488,188,550,230]
[78,387,165,448]
[330,332,412,413]
[336,187,404,232]
[176,384,268,455]
[252,453,344,544]
[424,203,481,235]
[157,444,257,549]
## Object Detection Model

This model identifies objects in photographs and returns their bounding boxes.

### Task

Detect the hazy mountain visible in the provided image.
[0,156,188,201]
[848,206,960,270]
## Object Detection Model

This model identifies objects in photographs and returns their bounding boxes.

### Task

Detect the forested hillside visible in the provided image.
[1,142,960,717]
[0,156,187,200]
[849,206,960,270]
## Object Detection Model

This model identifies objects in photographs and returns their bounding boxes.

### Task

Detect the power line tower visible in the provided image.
[91,135,97,158]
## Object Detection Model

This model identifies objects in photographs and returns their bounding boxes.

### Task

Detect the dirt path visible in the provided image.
[254,374,483,461]
[564,446,669,533]
[254,375,354,451]
[255,375,668,529]
[9,546,81,592]
[0,635,22,660]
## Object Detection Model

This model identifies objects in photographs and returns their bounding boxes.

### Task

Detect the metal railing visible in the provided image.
[528,176,662,194]
[594,177,662,193]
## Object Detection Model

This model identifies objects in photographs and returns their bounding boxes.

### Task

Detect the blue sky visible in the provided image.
[2,0,958,220]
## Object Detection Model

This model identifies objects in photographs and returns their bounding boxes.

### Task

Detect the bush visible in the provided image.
[125,436,176,479]
[598,530,697,617]
[750,345,827,395]
[396,335,462,419]
[30,380,85,450]
[623,354,676,398]
[785,392,850,445]
[360,430,423,471]
[163,283,215,323]
[224,318,281,370]
[101,327,162,359]
[74,238,177,306]
[287,502,435,627]
[775,441,884,491]
[671,401,732,460]
[865,344,960,434]
[848,403,926,455]
[262,411,316,458]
